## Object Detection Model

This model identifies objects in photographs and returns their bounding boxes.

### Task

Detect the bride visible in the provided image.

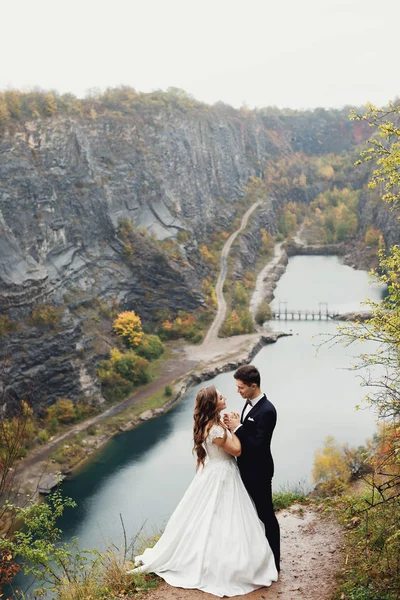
[128,385,278,597]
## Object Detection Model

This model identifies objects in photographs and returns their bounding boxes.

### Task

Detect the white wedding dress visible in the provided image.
[130,425,278,597]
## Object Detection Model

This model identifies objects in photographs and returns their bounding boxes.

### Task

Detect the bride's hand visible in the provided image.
[223,412,240,431]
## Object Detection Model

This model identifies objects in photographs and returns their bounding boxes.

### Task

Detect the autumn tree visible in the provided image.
[113,310,144,348]
[351,102,400,208]
[260,228,274,255]
[4,90,21,119]
[46,398,77,425]
[364,225,384,248]
[326,104,400,597]
[336,245,400,418]
[43,93,57,116]
[313,436,350,495]
[0,94,10,130]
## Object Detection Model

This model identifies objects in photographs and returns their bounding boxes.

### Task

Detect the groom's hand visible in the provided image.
[223,412,241,431]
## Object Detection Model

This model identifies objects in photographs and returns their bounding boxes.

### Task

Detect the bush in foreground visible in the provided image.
[0,489,160,599]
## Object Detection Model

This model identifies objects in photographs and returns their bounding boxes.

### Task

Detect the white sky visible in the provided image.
[1,0,398,110]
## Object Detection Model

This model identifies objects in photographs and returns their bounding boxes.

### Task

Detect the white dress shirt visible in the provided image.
[234,392,265,432]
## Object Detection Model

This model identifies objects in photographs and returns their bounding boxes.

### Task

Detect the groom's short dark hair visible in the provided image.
[234,365,260,387]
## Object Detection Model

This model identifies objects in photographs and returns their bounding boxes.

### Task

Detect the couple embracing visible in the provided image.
[129,365,280,597]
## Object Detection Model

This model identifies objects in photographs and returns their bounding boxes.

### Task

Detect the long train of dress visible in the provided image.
[130,425,278,597]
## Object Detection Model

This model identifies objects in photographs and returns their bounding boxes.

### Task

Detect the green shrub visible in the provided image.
[233,281,248,306]
[37,429,49,444]
[0,315,17,336]
[97,370,134,402]
[255,301,272,325]
[113,351,150,385]
[87,424,97,435]
[46,417,58,434]
[272,489,306,510]
[136,334,164,360]
[164,385,172,397]
[46,399,77,425]
[28,304,62,329]
[220,308,255,337]
[97,347,150,402]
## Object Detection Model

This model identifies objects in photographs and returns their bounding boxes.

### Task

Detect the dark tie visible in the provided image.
[245,399,253,408]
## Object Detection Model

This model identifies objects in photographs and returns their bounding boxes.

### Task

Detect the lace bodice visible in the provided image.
[204,424,234,462]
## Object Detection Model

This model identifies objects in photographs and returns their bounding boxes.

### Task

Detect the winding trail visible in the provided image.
[202,201,262,346]
[293,220,306,246]
[249,242,285,320]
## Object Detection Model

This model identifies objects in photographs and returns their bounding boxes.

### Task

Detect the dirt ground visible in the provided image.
[142,505,343,600]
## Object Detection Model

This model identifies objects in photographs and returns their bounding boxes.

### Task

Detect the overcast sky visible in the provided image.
[1,0,397,110]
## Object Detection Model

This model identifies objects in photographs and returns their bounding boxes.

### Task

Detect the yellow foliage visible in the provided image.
[113,311,144,348]
[364,226,384,248]
[313,435,350,495]
[298,172,307,187]
[260,228,274,254]
[319,164,335,180]
[199,244,213,262]
[46,398,76,424]
[201,278,217,309]
[110,347,123,362]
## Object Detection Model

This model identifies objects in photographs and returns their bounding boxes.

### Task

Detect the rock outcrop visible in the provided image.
[0,102,383,409]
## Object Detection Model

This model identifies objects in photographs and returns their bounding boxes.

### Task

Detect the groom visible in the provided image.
[224,364,280,572]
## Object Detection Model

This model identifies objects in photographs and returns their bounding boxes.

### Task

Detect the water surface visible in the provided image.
[54,256,383,553]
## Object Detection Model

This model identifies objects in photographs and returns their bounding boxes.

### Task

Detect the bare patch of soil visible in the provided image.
[141,505,343,600]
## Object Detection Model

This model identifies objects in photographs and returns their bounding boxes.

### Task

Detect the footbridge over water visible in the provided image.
[271,302,341,321]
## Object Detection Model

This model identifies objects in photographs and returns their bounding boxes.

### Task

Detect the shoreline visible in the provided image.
[59,332,291,473]
[13,331,290,500]
[11,235,375,500]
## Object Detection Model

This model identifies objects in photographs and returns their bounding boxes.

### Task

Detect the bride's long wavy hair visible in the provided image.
[193,385,226,470]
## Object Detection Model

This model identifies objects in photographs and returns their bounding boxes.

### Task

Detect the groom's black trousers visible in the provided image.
[244,479,280,571]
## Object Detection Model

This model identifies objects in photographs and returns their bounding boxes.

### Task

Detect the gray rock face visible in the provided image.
[232,199,279,279]
[1,108,294,409]
[358,193,400,249]
[0,106,389,410]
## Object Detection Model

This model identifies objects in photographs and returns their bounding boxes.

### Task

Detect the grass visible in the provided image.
[328,489,400,600]
[56,555,160,600]
[272,483,308,510]
[34,533,162,600]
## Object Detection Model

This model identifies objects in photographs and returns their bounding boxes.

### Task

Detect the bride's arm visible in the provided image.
[213,431,242,457]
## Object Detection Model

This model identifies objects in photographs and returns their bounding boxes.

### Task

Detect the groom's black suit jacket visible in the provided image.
[235,393,280,571]
[235,394,277,490]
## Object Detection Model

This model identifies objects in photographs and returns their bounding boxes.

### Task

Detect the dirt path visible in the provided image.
[141,505,343,600]
[249,243,284,319]
[293,221,306,246]
[202,201,262,346]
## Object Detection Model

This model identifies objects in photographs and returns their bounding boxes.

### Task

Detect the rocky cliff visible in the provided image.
[0,99,377,410]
